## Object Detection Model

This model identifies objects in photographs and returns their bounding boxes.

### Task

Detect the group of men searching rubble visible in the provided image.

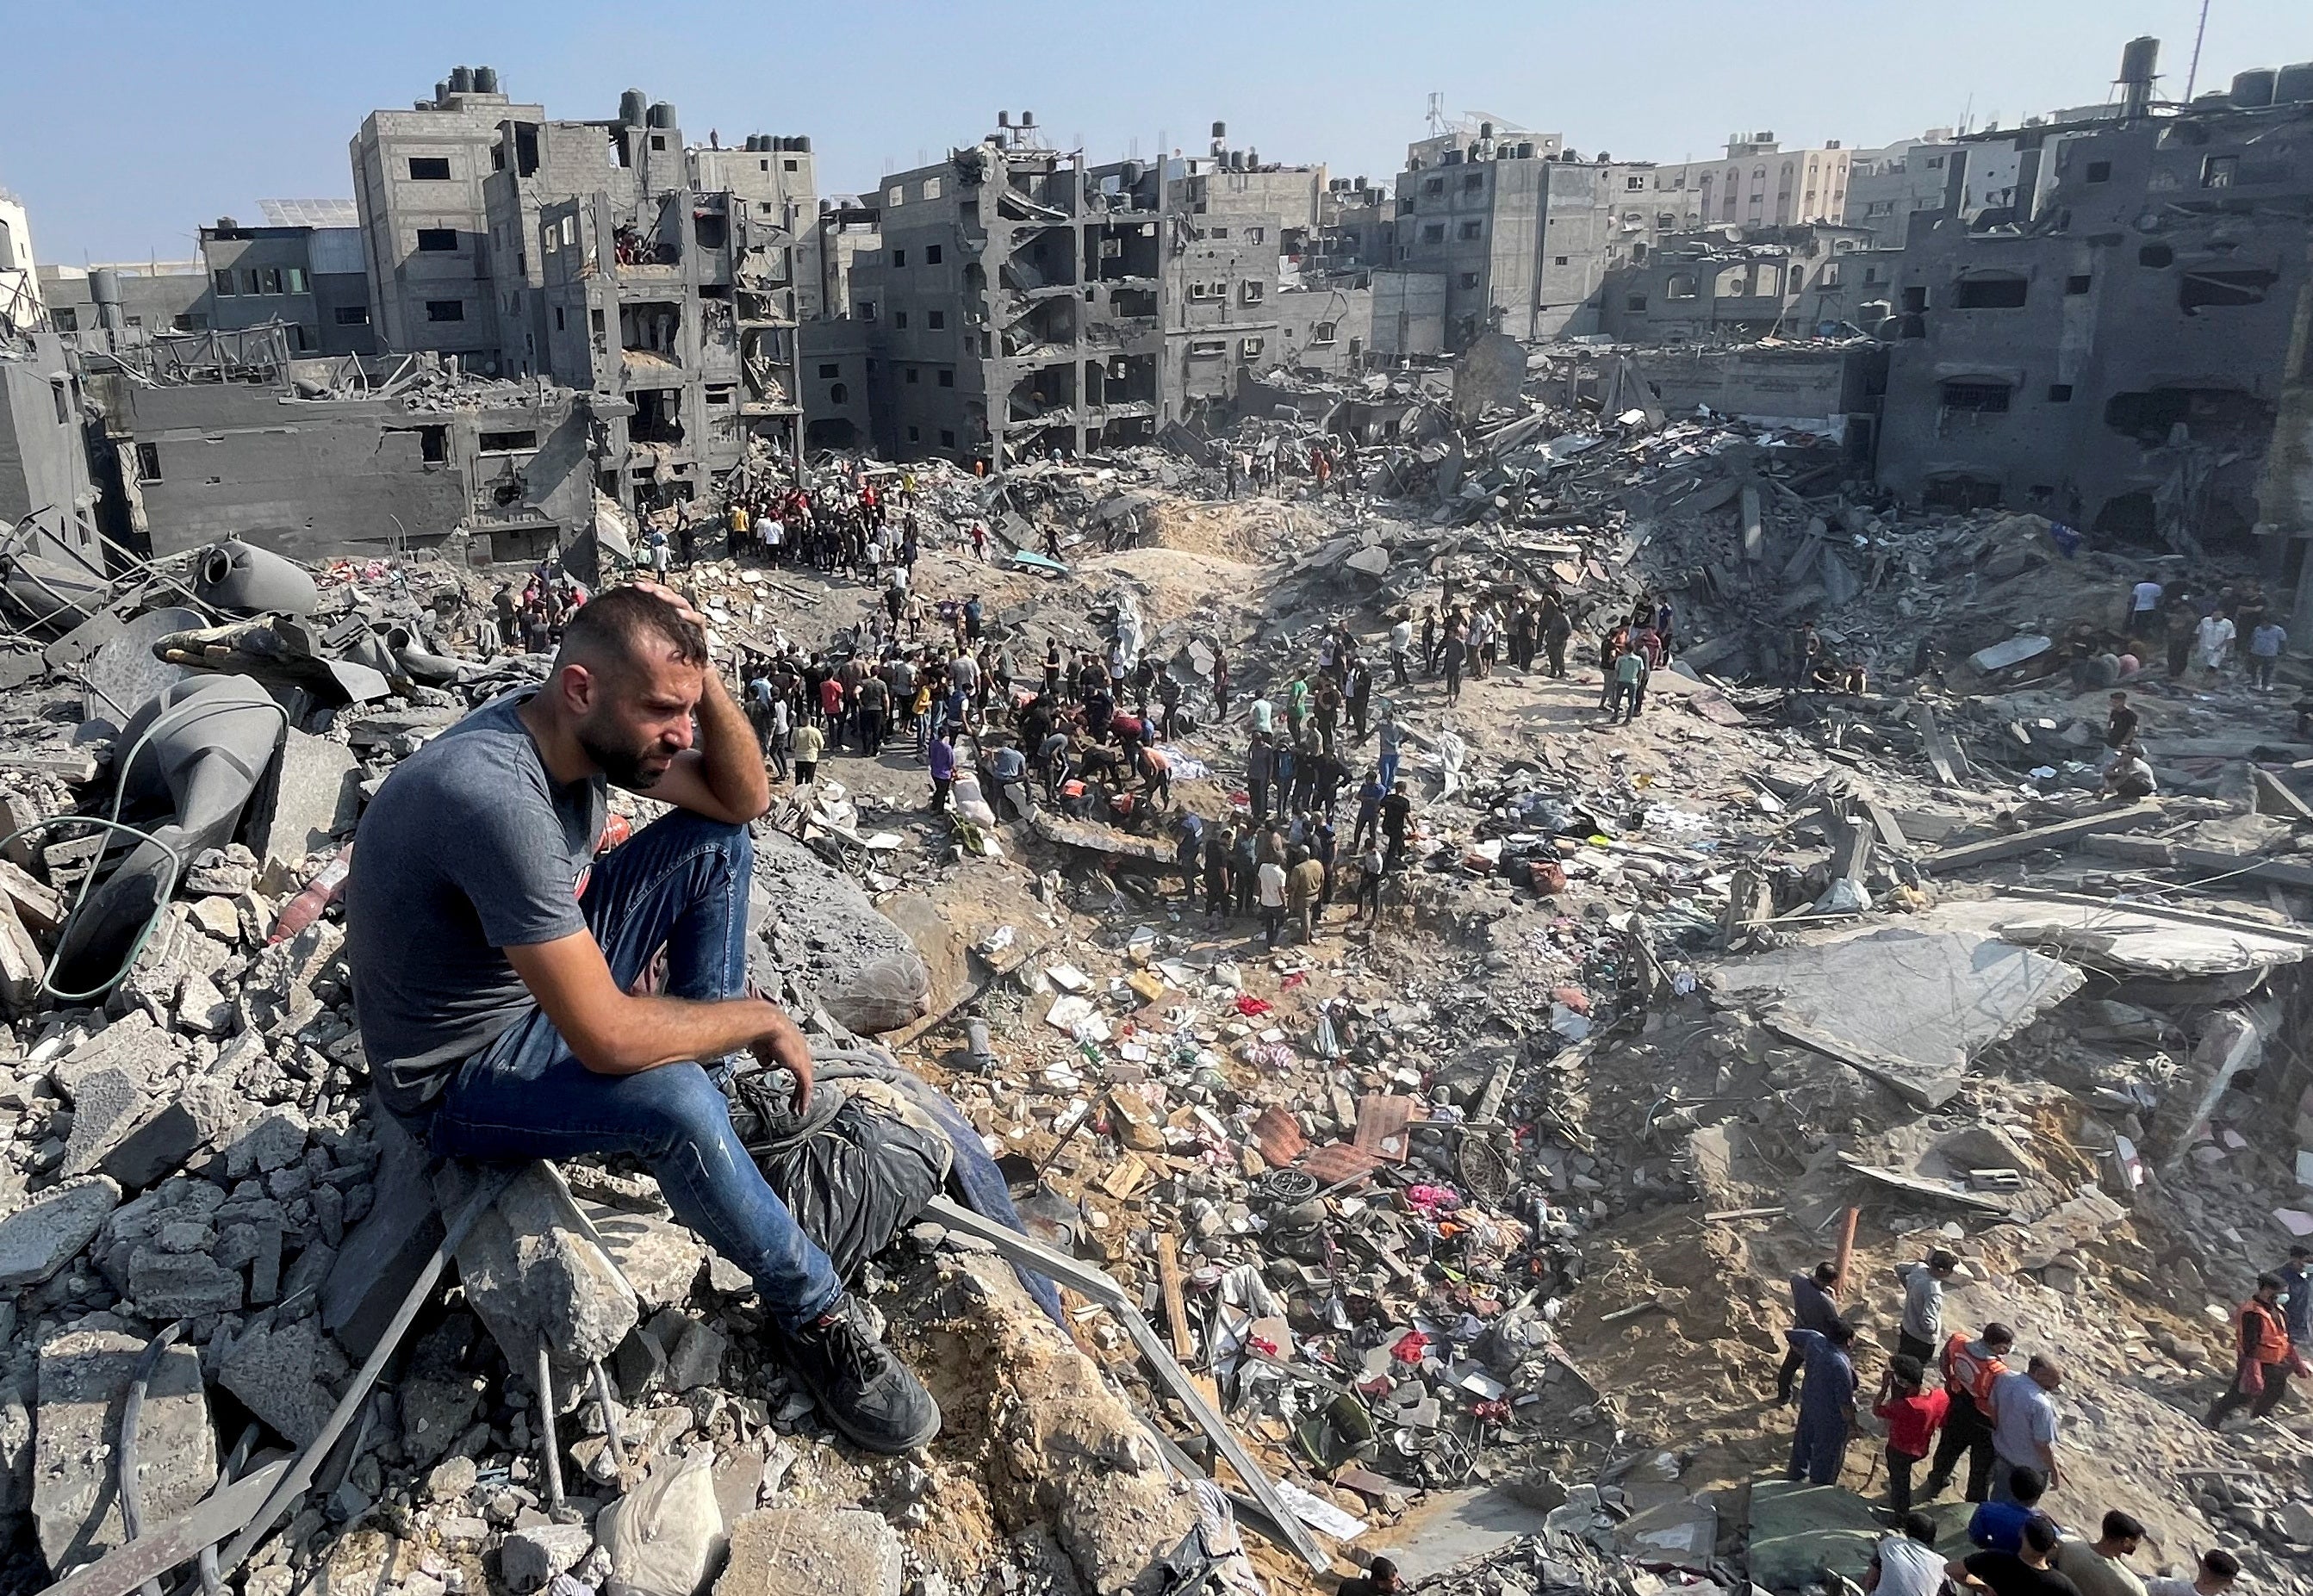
[2121,574,2288,691]
[1777,1245,2310,1596]
[1222,434,1361,500]
[710,464,959,577]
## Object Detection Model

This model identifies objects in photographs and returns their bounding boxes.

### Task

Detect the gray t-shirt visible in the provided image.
[1901,1264,1945,1344]
[347,692,605,1116]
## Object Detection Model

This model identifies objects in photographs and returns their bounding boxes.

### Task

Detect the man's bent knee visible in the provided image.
[622,1060,739,1152]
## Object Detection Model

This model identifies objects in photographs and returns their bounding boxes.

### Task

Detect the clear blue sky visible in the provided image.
[4,0,2306,264]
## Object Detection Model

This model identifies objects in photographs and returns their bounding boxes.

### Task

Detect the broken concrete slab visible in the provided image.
[321,1102,441,1358]
[1709,922,2083,1109]
[1925,801,2163,873]
[251,730,361,873]
[1937,894,2313,980]
[59,1069,154,1182]
[581,1202,706,1312]
[34,1326,219,1578]
[101,1073,247,1192]
[501,1522,595,1593]
[715,1507,904,1596]
[0,1176,118,1289]
[219,1315,350,1448]
[49,1013,176,1103]
[438,1162,637,1376]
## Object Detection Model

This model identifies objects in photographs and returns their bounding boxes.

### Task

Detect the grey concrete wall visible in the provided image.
[1271,282,1372,375]
[0,348,99,563]
[1877,102,2313,544]
[37,268,211,343]
[118,381,593,561]
[1635,346,1880,426]
[1371,270,1446,359]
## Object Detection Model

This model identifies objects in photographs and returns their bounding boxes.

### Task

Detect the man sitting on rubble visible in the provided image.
[346,582,941,1456]
[2099,743,2156,803]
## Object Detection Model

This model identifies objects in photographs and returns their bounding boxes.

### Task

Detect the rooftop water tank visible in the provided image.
[646,102,676,130]
[474,65,499,94]
[449,65,475,94]
[619,90,647,127]
[2232,68,2277,109]
[2277,62,2313,103]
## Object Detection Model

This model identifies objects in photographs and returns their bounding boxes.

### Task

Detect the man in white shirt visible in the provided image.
[1257,858,1288,948]
[2127,577,2162,639]
[2194,611,2235,677]
[1867,1516,1947,1596]
[2142,1549,2237,1596]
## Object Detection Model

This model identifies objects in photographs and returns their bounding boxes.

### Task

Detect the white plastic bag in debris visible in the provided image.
[600,1444,724,1596]
[1433,730,1469,799]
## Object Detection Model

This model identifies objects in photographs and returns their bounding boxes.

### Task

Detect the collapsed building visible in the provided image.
[1874,42,2313,579]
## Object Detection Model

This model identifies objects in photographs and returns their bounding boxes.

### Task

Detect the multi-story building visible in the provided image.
[528,96,805,513]
[1599,224,1887,343]
[37,261,211,347]
[850,120,1168,467]
[1393,123,1653,349]
[1645,134,1853,232]
[1874,41,2313,601]
[200,204,377,357]
[1844,131,1962,247]
[350,65,546,368]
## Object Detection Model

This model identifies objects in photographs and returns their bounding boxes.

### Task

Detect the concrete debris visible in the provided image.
[0,1177,117,1289]
[32,1326,217,1576]
[3,255,2313,1596]
[716,1506,904,1596]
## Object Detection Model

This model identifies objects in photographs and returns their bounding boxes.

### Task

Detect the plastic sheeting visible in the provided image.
[726,1069,950,1281]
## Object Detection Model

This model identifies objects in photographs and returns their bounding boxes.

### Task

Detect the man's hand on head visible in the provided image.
[630,578,706,632]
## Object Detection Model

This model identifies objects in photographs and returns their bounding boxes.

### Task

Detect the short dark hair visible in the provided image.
[1367,1557,1398,1581]
[1812,1262,1840,1285]
[2202,1550,2241,1580]
[2257,1270,2284,1290]
[1929,1250,1959,1271]
[1983,1322,2016,1349]
[2023,1515,2061,1556]
[558,585,707,677]
[1900,1512,1937,1546]
[1891,1354,1924,1386]
[2291,1245,2312,1260]
[2101,1511,2145,1542]
[2010,1466,2047,1504]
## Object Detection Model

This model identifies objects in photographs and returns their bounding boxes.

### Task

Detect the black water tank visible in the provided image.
[620,90,647,127]
[474,65,500,94]
[646,102,676,130]
[449,65,475,93]
[2232,69,2277,109]
[793,136,811,152]
[2275,62,2313,103]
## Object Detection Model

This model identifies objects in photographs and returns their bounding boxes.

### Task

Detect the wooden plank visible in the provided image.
[1911,701,1962,786]
[1153,1232,1195,1361]
[1924,801,2163,873]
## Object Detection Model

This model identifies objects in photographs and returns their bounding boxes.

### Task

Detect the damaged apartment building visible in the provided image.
[1873,40,2313,611]
[851,116,1383,468]
[353,68,810,512]
[1391,116,1656,350]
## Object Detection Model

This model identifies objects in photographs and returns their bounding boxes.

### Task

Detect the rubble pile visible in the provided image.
[0,334,2304,1596]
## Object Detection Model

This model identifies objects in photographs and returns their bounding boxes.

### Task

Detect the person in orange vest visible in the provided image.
[2204,1273,2297,1428]
[1922,1321,2015,1503]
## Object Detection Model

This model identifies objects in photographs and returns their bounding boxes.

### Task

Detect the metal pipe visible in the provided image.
[118,1322,185,1596]
[590,1361,631,1475]
[533,1344,565,1512]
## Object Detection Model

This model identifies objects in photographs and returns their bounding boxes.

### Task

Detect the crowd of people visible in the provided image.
[1776,1243,2310,1596]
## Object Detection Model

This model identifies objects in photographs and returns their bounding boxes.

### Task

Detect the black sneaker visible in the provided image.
[780,1295,941,1454]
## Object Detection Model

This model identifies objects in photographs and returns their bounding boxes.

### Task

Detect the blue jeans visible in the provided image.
[1377,751,1400,792]
[427,808,843,1332]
